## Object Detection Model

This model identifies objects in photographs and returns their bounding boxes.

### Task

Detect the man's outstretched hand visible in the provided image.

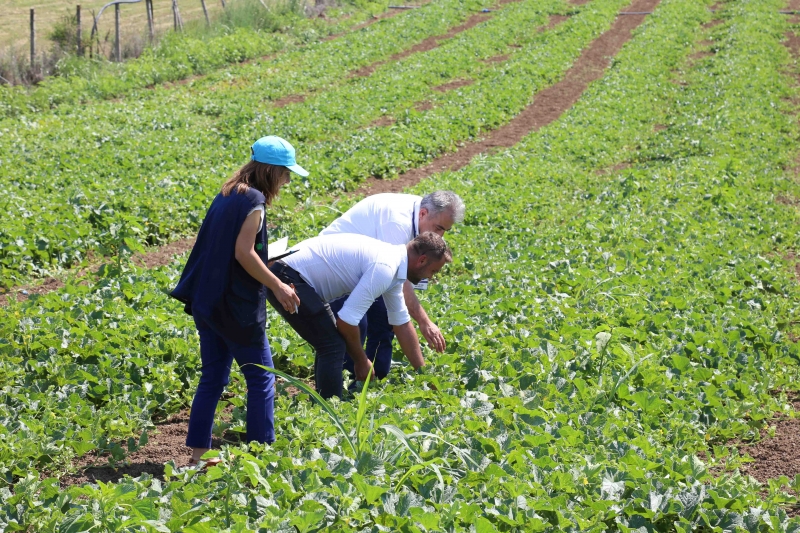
[420,321,446,353]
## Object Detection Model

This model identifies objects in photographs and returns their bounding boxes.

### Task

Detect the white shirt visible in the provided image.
[320,193,428,289]
[247,205,265,232]
[320,193,420,245]
[282,234,411,327]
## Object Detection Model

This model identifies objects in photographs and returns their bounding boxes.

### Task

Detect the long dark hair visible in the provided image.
[221,161,288,205]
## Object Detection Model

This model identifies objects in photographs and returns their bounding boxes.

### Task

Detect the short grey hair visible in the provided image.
[420,191,465,223]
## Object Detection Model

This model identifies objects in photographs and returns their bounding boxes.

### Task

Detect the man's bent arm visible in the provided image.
[393,320,425,370]
[336,317,374,380]
[402,281,446,353]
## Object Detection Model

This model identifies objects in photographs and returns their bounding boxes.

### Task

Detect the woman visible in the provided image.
[170,135,306,465]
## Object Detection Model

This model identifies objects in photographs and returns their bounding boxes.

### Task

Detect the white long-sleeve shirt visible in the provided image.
[282,234,411,327]
[320,193,420,245]
[320,193,428,289]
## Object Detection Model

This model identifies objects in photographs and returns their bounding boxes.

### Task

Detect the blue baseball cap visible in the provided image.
[251,136,309,177]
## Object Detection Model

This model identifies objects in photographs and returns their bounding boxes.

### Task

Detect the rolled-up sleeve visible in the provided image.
[383,281,411,326]
[338,263,396,326]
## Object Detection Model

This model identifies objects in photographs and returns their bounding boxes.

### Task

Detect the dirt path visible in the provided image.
[358,0,663,195]
[737,394,800,518]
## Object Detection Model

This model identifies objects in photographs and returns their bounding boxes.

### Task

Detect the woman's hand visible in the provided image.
[275,282,301,314]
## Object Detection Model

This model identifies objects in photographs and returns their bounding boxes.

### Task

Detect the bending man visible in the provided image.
[320,191,465,379]
[266,232,452,399]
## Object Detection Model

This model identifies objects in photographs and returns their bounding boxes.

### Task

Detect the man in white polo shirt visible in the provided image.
[320,191,465,380]
[265,232,452,399]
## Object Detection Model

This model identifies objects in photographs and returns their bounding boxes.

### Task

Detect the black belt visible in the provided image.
[271,260,305,284]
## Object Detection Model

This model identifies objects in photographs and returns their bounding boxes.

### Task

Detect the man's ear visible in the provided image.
[418,207,428,222]
[417,254,429,267]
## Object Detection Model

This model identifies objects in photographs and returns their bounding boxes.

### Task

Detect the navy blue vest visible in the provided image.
[170,188,268,346]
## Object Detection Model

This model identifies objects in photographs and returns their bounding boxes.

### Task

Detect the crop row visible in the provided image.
[0,4,378,118]
[0,0,471,121]
[0,0,614,287]
[4,0,800,529]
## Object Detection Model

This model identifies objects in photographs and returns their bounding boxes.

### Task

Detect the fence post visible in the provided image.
[30,8,35,70]
[200,0,210,25]
[220,0,226,8]
[77,5,82,56]
[114,2,121,61]
[172,0,184,32]
[146,0,154,41]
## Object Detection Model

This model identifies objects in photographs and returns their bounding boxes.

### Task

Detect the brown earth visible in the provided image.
[415,100,434,111]
[60,411,197,488]
[61,381,308,487]
[0,237,197,307]
[369,115,397,127]
[702,18,724,29]
[788,0,800,24]
[740,419,800,484]
[777,194,800,207]
[483,54,510,63]
[432,79,475,92]
[595,162,632,176]
[735,394,800,517]
[543,14,571,30]
[358,0,663,195]
[273,94,308,108]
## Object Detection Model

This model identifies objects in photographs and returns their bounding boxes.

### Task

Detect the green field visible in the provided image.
[1,0,800,530]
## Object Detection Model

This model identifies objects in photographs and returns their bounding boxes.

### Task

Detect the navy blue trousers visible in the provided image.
[328,295,395,379]
[186,318,275,448]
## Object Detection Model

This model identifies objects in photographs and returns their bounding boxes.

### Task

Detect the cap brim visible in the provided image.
[288,164,309,177]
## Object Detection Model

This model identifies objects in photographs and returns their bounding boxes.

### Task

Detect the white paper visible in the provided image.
[267,236,289,261]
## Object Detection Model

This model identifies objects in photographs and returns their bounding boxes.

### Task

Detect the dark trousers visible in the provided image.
[329,295,395,379]
[266,261,348,399]
[186,318,275,448]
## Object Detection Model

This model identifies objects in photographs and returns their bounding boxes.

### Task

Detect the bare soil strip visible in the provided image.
[433,79,475,92]
[736,394,800,517]
[347,12,493,80]
[358,0,662,195]
[369,115,397,128]
[61,384,301,487]
[740,421,800,484]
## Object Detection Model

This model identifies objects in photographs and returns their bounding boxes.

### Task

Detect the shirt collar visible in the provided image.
[413,198,421,238]
[396,245,408,281]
